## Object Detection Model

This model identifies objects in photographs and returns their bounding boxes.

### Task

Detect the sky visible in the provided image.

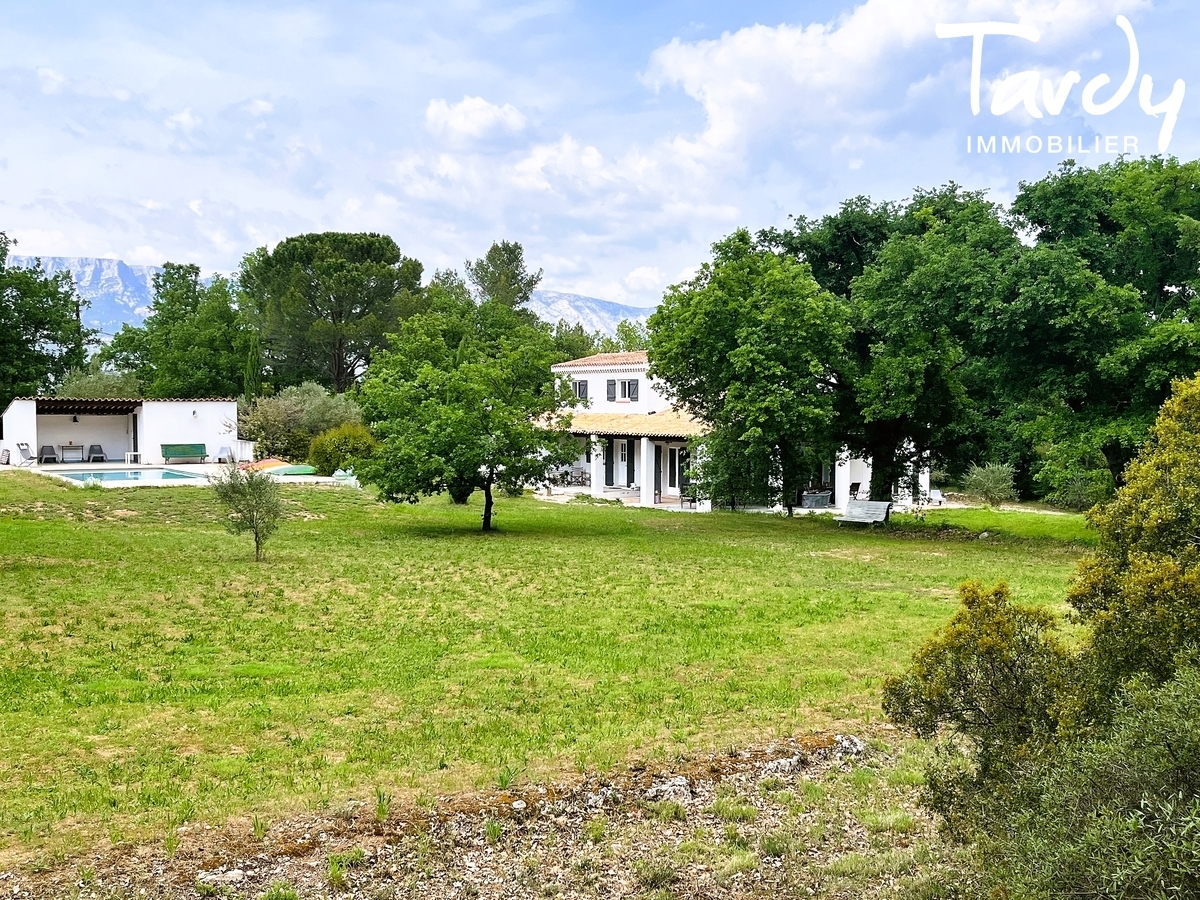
[1,0,1197,306]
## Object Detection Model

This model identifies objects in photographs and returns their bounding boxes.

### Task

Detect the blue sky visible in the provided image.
[1,1,1196,305]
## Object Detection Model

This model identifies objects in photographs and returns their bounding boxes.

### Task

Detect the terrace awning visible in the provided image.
[32,398,141,416]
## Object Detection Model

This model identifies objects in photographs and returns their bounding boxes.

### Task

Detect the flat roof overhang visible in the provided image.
[33,398,141,416]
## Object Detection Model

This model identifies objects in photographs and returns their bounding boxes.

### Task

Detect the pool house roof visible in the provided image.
[6,397,234,417]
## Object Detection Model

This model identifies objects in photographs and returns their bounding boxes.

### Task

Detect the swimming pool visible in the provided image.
[58,468,208,486]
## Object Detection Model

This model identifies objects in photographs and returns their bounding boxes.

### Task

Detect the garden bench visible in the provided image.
[160,443,208,462]
[835,499,891,527]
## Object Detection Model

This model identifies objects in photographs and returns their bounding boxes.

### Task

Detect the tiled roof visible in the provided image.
[566,408,705,438]
[5,396,235,416]
[10,397,235,403]
[552,351,649,370]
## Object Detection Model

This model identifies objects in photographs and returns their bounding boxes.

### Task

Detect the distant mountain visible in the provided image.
[7,256,656,338]
[10,255,159,337]
[526,290,654,336]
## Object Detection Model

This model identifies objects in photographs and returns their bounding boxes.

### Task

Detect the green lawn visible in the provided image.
[0,471,1089,857]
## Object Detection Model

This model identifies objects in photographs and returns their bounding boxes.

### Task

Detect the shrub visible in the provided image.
[887,374,1200,895]
[211,464,283,562]
[308,423,379,476]
[1070,373,1200,700]
[239,382,361,461]
[962,462,1017,506]
[882,581,1069,837]
[1048,470,1111,511]
[975,668,1200,899]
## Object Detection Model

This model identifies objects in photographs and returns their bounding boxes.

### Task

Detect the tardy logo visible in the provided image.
[936,16,1185,155]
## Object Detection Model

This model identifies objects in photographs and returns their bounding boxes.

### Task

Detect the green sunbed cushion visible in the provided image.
[271,464,317,475]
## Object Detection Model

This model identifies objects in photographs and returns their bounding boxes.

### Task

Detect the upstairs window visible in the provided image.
[608,378,639,402]
[573,379,588,400]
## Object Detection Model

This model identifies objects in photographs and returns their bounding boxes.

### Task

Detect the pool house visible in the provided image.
[0,397,242,468]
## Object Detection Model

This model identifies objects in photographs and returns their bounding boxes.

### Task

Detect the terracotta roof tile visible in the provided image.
[566,408,704,438]
[552,351,649,370]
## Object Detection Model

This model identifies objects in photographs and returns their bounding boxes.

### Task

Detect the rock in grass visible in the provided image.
[198,869,244,884]
[834,734,866,758]
[760,754,806,776]
[644,776,691,804]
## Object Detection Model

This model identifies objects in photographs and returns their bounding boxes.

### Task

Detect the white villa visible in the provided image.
[553,351,703,508]
[0,397,242,467]
[552,351,929,511]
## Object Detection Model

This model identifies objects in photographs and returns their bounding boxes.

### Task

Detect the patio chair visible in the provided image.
[87,444,107,463]
[847,481,862,500]
[16,443,35,467]
[38,445,58,464]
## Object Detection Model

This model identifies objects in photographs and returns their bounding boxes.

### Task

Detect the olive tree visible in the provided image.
[211,464,284,561]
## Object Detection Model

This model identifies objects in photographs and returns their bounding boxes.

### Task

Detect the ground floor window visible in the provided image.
[619,441,628,464]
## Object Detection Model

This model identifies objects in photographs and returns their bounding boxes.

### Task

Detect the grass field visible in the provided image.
[0,471,1090,860]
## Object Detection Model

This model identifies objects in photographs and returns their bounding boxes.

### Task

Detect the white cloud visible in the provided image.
[644,0,1149,156]
[166,108,201,132]
[36,67,66,94]
[125,245,164,266]
[425,95,527,140]
[624,266,664,291]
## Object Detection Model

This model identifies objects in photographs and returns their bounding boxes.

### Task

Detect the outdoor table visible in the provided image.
[59,445,85,463]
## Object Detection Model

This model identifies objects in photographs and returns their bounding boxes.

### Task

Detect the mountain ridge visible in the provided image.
[8,256,655,337]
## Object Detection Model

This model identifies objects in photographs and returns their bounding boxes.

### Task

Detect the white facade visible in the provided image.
[548,352,934,511]
[552,352,674,415]
[551,352,699,504]
[1,398,239,466]
[139,401,239,464]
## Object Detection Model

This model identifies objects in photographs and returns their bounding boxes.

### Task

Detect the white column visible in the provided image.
[589,435,604,497]
[835,452,850,510]
[640,437,655,507]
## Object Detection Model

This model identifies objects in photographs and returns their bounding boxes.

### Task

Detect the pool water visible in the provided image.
[61,468,207,485]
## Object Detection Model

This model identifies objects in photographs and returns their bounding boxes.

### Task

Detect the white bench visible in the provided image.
[835,499,891,526]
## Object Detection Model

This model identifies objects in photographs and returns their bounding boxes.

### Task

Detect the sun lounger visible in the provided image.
[87,444,107,463]
[38,445,58,464]
[16,443,34,467]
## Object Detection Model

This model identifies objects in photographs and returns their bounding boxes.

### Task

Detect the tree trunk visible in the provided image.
[254,530,263,562]
[482,477,495,531]
[1101,440,1132,489]
[868,444,901,502]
